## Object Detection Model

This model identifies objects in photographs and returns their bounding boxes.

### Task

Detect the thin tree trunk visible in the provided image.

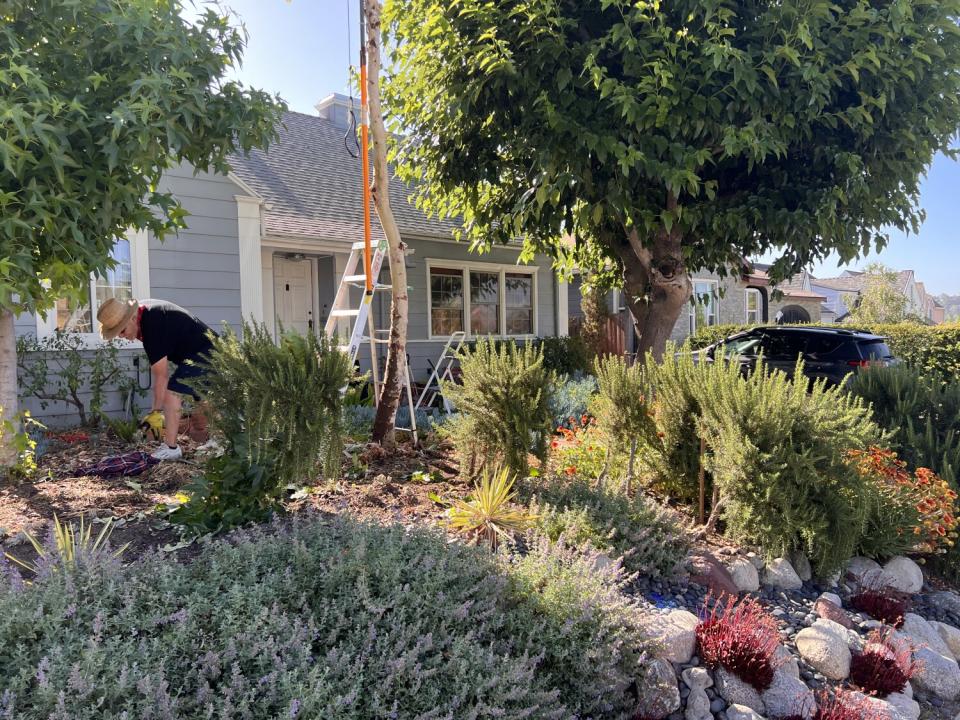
[367,0,409,446]
[0,308,20,465]
[613,194,691,360]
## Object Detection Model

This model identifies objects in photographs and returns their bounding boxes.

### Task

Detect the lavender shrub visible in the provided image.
[0,515,656,719]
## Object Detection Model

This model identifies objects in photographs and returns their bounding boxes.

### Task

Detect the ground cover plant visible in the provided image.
[527,476,690,579]
[0,515,657,719]
[695,594,780,692]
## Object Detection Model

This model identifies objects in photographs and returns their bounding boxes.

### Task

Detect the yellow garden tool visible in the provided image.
[139,410,164,441]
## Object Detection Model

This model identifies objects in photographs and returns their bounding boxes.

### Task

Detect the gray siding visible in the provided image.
[149,163,243,332]
[14,309,36,338]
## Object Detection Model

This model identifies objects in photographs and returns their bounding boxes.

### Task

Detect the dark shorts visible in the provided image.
[168,354,211,400]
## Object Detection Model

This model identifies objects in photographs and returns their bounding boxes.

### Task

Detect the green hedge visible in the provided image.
[689,322,960,380]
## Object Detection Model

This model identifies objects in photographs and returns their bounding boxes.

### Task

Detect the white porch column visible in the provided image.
[235,195,264,324]
[556,276,569,337]
[260,248,275,339]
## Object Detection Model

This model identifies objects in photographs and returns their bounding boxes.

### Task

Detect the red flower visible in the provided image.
[564,466,576,476]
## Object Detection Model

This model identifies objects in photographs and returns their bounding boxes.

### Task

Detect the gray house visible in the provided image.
[15,94,571,425]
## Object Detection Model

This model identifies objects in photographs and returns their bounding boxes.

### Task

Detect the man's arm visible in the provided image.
[151,357,169,412]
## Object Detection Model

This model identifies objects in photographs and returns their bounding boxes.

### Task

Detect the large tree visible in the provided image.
[0,0,283,459]
[384,0,960,356]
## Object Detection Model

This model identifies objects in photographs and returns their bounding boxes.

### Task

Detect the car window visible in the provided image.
[717,336,762,358]
[805,335,846,357]
[759,333,807,360]
[858,341,893,360]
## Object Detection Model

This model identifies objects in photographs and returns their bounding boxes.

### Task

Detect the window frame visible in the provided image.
[745,288,761,324]
[689,279,719,333]
[36,228,151,347]
[426,259,539,340]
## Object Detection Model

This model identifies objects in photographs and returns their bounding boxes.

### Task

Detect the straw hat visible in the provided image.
[97,298,138,339]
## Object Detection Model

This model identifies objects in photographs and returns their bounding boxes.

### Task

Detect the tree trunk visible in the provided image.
[367,0,409,446]
[0,308,20,465]
[613,198,691,360]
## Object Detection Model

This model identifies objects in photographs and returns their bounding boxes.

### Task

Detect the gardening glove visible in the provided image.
[139,410,165,441]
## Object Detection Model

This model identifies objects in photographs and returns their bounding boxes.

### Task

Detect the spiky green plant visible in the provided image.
[447,465,537,548]
[5,514,127,574]
[442,338,555,477]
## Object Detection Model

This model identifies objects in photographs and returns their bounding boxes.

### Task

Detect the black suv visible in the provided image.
[696,326,897,387]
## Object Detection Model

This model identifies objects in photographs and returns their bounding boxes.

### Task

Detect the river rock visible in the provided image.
[789,551,813,582]
[636,658,681,719]
[847,556,882,584]
[715,667,765,713]
[727,557,761,593]
[882,557,924,595]
[761,665,816,719]
[645,609,700,664]
[795,619,851,680]
[681,667,712,720]
[764,558,802,591]
[726,705,767,720]
[931,620,960,660]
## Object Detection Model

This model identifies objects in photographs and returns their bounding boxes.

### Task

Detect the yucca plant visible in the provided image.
[447,466,537,549]
[4,514,128,574]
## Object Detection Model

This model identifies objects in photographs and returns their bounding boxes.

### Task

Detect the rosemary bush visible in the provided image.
[0,516,657,719]
[442,338,555,476]
[175,323,351,531]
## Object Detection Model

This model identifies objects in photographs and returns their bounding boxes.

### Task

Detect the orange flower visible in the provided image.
[565,466,576,476]
[550,440,559,449]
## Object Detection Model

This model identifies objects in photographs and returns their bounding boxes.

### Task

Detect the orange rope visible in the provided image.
[359,9,373,293]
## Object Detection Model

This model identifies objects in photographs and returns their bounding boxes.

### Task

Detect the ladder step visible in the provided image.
[329,309,361,318]
[352,241,386,251]
[342,274,368,283]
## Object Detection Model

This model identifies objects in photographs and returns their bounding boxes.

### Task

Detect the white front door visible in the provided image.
[274,257,314,335]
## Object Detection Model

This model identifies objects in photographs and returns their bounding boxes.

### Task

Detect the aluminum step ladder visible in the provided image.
[415,331,465,414]
[324,238,418,443]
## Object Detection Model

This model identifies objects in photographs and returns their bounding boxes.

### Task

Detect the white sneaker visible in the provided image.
[151,445,183,461]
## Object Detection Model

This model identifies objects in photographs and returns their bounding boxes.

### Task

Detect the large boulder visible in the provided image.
[715,667,765,714]
[727,557,761,593]
[644,609,699,664]
[681,667,713,720]
[789,550,813,582]
[885,692,921,720]
[846,556,882,584]
[882,557,924,595]
[727,705,767,720]
[764,558,803,591]
[761,666,816,719]
[795,619,852,680]
[689,550,740,597]
[901,613,954,659]
[931,620,960,660]
[847,690,919,720]
[898,614,960,700]
[635,658,680,719]
[814,596,854,629]
[773,644,800,679]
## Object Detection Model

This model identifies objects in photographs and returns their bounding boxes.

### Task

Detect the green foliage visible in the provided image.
[98,412,140,445]
[591,355,659,477]
[16,333,142,427]
[443,338,555,477]
[694,358,882,575]
[0,0,284,315]
[446,465,537,548]
[4,514,127,576]
[0,516,657,719]
[385,0,960,295]
[535,335,592,377]
[0,410,43,479]
[637,348,708,502]
[549,374,597,430]
[845,263,911,325]
[528,477,690,578]
[846,364,960,484]
[173,323,351,532]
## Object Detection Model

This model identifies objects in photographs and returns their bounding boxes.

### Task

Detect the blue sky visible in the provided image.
[215,0,960,295]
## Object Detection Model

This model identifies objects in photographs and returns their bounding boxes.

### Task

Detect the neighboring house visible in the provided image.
[15,94,572,425]
[811,268,944,324]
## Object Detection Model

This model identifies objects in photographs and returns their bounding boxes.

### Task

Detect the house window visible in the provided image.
[428,261,538,338]
[429,267,464,335]
[505,273,534,335]
[56,239,133,333]
[745,288,761,324]
[689,280,718,333]
[470,270,500,335]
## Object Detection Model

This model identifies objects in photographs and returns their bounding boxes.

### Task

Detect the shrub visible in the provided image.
[591,355,659,488]
[0,516,657,719]
[696,594,780,691]
[551,417,612,481]
[174,323,351,532]
[849,630,917,697]
[446,465,537,549]
[527,476,690,578]
[848,446,958,558]
[695,358,882,576]
[536,335,592,377]
[443,338,555,477]
[846,364,960,484]
[549,374,597,430]
[636,348,708,502]
[849,587,908,627]
[16,333,143,427]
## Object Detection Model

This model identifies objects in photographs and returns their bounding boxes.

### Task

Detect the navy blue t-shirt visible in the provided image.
[138,299,215,366]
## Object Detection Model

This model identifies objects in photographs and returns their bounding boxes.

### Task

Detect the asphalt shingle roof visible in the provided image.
[229,110,458,242]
